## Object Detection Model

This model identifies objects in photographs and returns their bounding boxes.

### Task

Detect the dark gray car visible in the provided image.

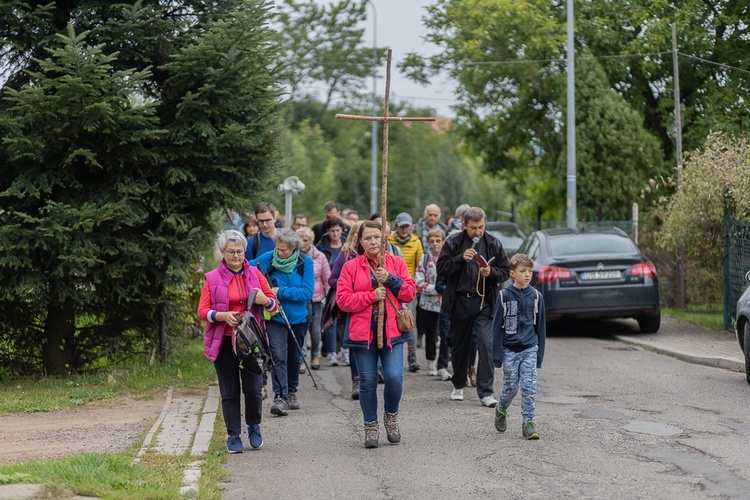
[516,227,661,333]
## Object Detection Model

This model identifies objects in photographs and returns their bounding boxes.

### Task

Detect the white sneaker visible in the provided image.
[437,368,452,381]
[450,388,464,401]
[427,360,437,376]
[481,395,498,407]
[328,353,339,366]
[341,348,350,366]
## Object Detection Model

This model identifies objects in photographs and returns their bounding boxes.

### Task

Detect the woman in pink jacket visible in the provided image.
[336,221,416,449]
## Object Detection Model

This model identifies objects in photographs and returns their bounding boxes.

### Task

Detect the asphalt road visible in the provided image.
[223,319,750,499]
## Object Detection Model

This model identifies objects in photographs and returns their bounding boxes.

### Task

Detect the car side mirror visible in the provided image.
[745,271,750,282]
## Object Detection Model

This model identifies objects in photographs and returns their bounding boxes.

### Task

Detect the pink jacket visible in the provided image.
[336,253,415,348]
[307,246,331,302]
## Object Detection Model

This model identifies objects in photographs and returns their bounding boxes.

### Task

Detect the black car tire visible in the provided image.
[744,321,750,385]
[637,312,661,333]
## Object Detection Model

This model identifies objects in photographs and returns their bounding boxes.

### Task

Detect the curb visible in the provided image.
[614,335,745,373]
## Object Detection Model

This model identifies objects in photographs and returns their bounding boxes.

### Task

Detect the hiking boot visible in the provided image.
[408,354,420,372]
[351,377,360,400]
[427,360,438,376]
[288,392,300,410]
[270,397,289,416]
[437,368,452,381]
[523,421,540,440]
[328,353,339,366]
[364,422,379,449]
[384,413,401,444]
[247,424,263,449]
[481,395,498,408]
[226,434,244,453]
[450,388,464,401]
[494,408,508,432]
[468,365,477,387]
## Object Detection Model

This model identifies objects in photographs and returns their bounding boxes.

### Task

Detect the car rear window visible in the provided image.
[548,234,637,256]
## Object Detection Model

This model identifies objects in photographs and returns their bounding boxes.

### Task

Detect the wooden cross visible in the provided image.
[336,49,435,348]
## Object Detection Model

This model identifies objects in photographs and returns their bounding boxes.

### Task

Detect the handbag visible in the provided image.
[385,292,415,333]
[321,287,341,332]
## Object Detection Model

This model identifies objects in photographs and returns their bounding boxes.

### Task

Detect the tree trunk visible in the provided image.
[42,298,76,376]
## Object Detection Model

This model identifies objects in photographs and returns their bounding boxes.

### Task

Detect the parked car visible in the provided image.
[733,271,750,384]
[485,222,526,258]
[515,227,661,333]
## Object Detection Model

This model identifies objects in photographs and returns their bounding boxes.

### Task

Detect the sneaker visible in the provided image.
[384,413,401,444]
[494,408,508,432]
[437,368,452,381]
[328,353,339,366]
[481,395,498,407]
[226,434,244,453]
[523,421,540,440]
[287,392,300,410]
[270,397,289,416]
[247,424,263,449]
[450,388,464,401]
[468,365,477,387]
[351,377,360,400]
[364,422,379,448]
[311,358,320,370]
[341,348,350,366]
[299,365,306,374]
[427,360,438,376]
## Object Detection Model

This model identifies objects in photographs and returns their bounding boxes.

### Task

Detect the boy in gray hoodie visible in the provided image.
[491,253,546,439]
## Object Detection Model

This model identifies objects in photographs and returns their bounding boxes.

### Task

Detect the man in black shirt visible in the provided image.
[436,207,510,407]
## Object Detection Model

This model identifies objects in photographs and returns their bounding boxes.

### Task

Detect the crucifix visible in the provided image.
[336,49,435,348]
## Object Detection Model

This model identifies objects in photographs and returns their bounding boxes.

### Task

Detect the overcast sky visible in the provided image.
[304,0,458,117]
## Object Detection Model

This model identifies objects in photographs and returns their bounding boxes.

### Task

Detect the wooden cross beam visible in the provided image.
[336,48,435,348]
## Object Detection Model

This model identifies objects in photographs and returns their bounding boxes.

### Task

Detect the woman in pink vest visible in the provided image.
[336,221,415,449]
[198,230,278,453]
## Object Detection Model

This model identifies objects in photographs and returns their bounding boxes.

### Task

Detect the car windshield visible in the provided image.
[487,229,525,248]
[548,234,637,256]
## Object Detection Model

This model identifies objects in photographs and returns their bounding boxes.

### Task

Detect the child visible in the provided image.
[491,253,546,439]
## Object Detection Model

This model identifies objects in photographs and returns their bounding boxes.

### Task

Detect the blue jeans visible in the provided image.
[266,321,308,399]
[351,342,404,424]
[498,345,538,422]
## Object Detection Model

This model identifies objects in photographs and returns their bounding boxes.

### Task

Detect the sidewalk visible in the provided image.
[615,315,745,373]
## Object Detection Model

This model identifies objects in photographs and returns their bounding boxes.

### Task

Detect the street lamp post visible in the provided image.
[367,0,378,216]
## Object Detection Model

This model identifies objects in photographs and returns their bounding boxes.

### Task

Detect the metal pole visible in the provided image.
[672,23,685,310]
[566,0,576,229]
[368,1,378,216]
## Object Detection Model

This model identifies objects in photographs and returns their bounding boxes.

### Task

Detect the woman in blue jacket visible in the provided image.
[252,228,314,416]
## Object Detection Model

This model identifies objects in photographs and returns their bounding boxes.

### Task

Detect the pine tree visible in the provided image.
[0,1,281,375]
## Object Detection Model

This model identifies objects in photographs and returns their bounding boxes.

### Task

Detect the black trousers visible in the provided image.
[214,338,263,436]
[449,295,494,398]
[416,306,440,361]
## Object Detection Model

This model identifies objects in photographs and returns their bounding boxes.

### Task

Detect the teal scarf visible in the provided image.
[272,249,300,274]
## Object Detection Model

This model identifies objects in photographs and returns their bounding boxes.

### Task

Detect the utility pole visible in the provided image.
[566,0,577,228]
[672,23,685,310]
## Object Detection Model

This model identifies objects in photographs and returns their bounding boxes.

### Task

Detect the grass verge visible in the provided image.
[663,305,724,331]
[0,339,215,414]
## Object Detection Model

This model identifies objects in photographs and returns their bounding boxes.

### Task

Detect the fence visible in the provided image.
[724,218,750,329]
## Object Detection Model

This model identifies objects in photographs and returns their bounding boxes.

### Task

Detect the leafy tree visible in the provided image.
[0,1,281,376]
[275,0,384,123]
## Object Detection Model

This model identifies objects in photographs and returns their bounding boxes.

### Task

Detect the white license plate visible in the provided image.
[580,270,621,280]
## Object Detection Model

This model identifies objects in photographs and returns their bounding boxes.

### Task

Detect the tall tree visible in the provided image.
[0,1,281,375]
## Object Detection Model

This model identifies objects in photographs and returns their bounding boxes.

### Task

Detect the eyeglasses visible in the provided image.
[222,249,244,257]
[257,217,274,225]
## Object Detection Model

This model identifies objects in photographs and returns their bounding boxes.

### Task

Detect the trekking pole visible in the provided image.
[276,304,318,390]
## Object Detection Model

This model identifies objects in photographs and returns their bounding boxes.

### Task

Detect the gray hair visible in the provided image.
[462,207,486,224]
[296,226,314,241]
[217,229,247,251]
[454,203,470,217]
[275,228,303,251]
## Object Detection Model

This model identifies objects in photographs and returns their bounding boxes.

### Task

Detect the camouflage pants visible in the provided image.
[498,345,538,422]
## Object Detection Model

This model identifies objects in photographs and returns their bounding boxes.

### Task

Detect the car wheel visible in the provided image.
[637,312,661,333]
[744,321,750,385]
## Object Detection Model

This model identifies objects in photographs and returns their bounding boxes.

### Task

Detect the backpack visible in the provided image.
[499,287,540,326]
[232,290,272,374]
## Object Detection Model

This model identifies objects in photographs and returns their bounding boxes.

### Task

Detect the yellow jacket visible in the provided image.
[388,232,424,277]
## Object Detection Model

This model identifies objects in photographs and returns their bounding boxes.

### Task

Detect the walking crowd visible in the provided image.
[199,200,547,451]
